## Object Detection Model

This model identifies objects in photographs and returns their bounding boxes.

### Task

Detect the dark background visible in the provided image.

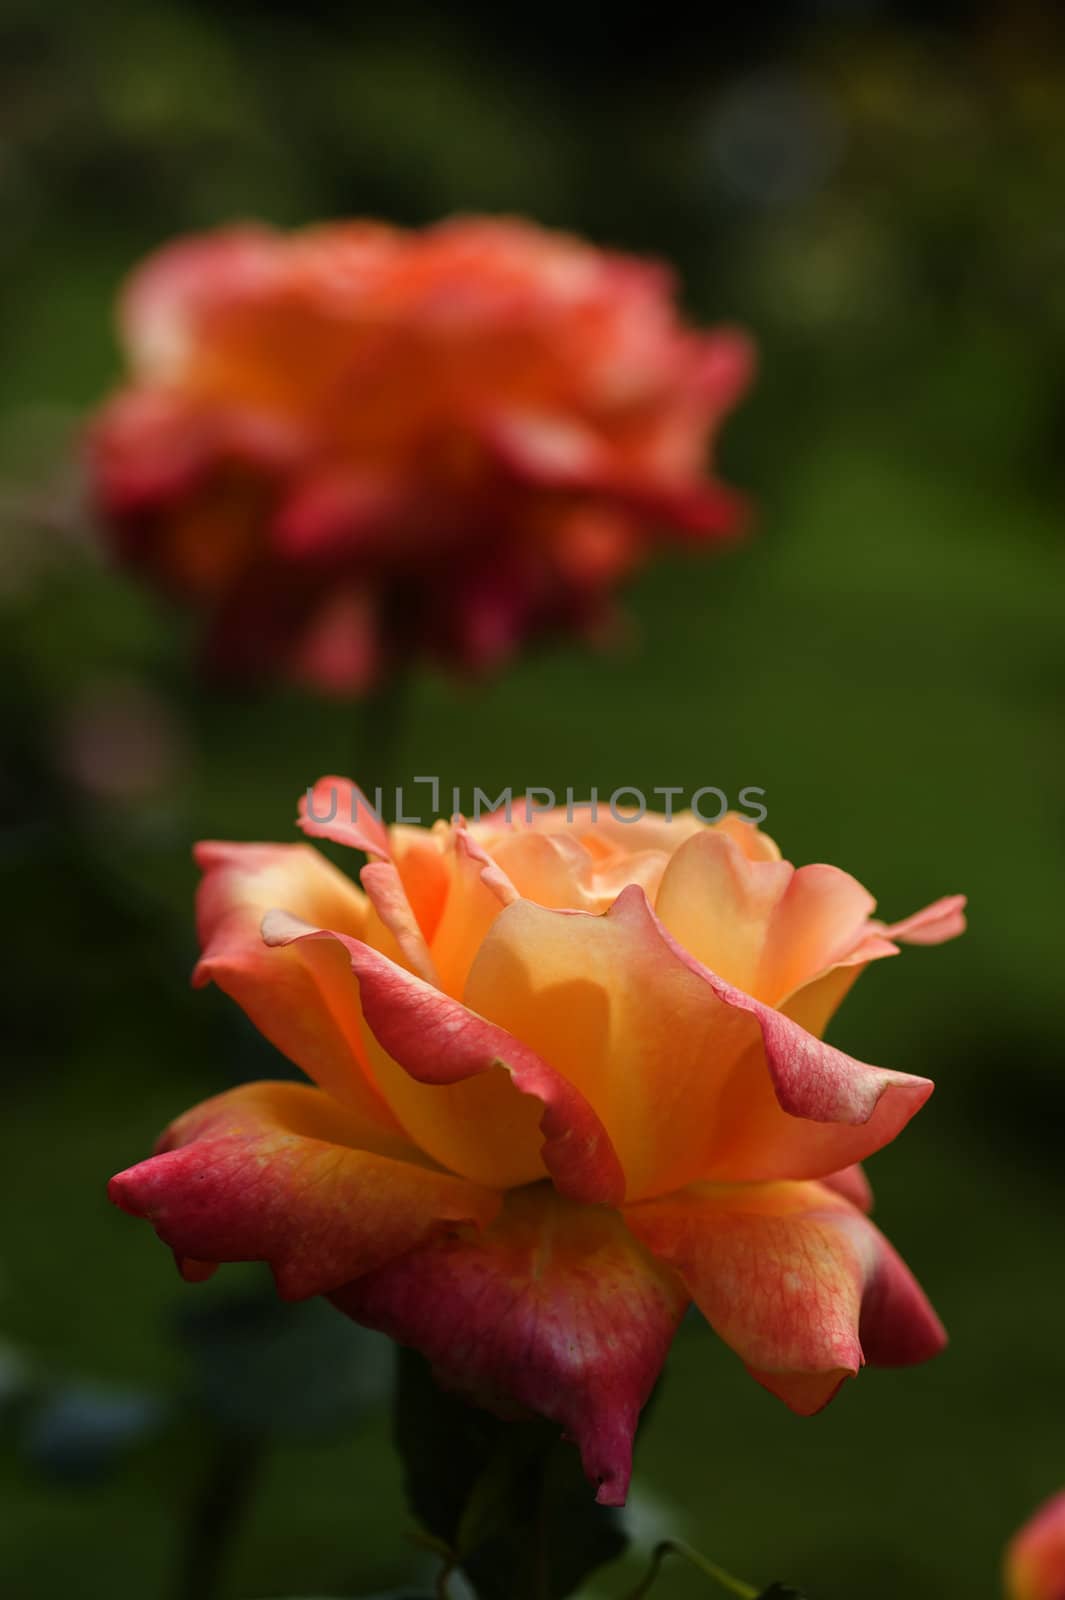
[2,1,1064,1596]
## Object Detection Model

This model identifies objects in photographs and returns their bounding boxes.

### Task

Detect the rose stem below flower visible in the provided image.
[171,1432,263,1600]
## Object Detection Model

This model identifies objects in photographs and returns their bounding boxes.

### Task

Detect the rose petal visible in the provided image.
[463,885,932,1199]
[469,802,703,859]
[820,1163,874,1213]
[878,894,968,946]
[109,1080,500,1299]
[570,808,777,862]
[389,824,451,941]
[776,941,893,1040]
[624,1178,944,1414]
[711,810,782,862]
[261,912,625,1204]
[334,1183,687,1505]
[360,860,438,983]
[454,822,521,908]
[645,888,936,1180]
[654,831,794,998]
[297,774,391,856]
[781,893,967,1038]
[427,824,511,996]
[193,840,397,1128]
[120,226,280,378]
[484,409,748,539]
[655,831,877,1005]
[470,825,666,914]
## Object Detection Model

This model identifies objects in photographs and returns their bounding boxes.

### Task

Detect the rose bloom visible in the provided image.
[110,781,964,1503]
[87,218,753,692]
[1007,1492,1065,1600]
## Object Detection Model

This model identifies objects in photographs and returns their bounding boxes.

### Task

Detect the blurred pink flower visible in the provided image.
[1007,1489,1065,1600]
[87,217,754,692]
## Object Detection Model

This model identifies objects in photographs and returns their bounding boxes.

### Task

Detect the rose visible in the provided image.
[1006,1490,1065,1600]
[110,778,965,1503]
[87,218,754,692]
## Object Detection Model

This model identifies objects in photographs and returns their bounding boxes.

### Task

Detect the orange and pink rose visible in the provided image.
[88,218,753,692]
[110,782,964,1503]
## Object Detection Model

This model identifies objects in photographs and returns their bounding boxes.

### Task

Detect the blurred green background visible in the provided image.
[2,1,1064,1596]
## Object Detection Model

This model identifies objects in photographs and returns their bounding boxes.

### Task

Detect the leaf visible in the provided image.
[174,1285,391,1440]
[393,1346,627,1600]
[757,1587,807,1599]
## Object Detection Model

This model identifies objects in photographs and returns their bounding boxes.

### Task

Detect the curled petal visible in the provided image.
[654,831,876,1004]
[624,1179,944,1414]
[360,860,439,983]
[656,830,966,1034]
[646,882,938,1155]
[334,1184,688,1506]
[262,913,625,1204]
[877,894,968,946]
[389,824,450,941]
[193,840,398,1128]
[109,1081,500,1299]
[298,774,391,856]
[777,950,888,1041]
[654,831,793,998]
[464,884,932,1199]
[455,822,521,908]
[781,892,967,1038]
[711,810,782,862]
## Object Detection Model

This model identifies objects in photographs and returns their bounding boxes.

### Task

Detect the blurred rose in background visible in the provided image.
[87,218,754,693]
[1006,1489,1065,1600]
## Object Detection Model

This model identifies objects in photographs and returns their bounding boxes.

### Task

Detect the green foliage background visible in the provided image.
[2,2,1064,1596]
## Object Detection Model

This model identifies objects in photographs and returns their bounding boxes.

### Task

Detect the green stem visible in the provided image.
[173,1433,264,1600]
[625,1540,759,1600]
